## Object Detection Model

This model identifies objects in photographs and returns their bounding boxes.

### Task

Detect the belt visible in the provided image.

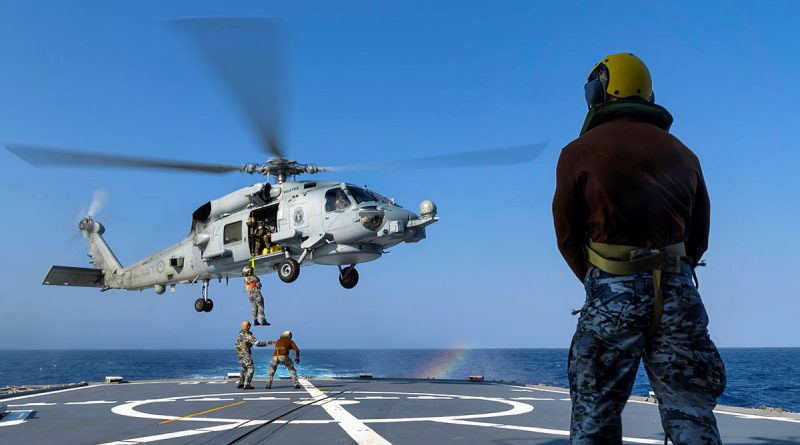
[586,241,686,337]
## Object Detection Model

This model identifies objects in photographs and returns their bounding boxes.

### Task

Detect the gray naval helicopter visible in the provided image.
[6,18,545,313]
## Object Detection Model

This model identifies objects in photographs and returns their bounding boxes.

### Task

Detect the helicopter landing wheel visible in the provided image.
[194,298,205,312]
[339,266,359,289]
[203,299,214,312]
[278,258,300,283]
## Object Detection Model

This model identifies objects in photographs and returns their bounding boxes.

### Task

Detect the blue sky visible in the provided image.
[0,1,798,349]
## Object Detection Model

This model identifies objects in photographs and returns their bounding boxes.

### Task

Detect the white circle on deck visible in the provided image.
[111,390,533,424]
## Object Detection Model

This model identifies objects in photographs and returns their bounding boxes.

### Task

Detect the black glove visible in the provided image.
[295,357,300,364]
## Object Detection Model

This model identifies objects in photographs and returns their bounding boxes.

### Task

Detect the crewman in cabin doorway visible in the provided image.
[265,330,301,389]
[242,266,269,326]
[235,320,268,390]
[552,53,725,445]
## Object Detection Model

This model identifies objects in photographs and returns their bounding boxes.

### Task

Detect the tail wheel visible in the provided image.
[339,266,359,289]
[194,298,205,312]
[278,258,300,283]
[203,299,214,312]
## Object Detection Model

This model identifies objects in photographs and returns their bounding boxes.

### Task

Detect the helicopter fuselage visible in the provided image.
[55,180,437,301]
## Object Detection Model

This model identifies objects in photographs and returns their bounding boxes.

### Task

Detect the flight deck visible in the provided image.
[1,377,799,444]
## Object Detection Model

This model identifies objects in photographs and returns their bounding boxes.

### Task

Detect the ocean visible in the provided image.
[1,348,798,412]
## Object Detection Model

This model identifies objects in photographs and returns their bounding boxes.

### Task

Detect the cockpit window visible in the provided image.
[347,186,381,204]
[325,188,352,212]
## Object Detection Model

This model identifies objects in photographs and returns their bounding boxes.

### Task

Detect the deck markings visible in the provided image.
[0,384,101,402]
[511,397,556,401]
[300,379,392,445]
[7,402,57,407]
[354,396,399,400]
[242,396,290,401]
[185,398,235,402]
[407,396,452,400]
[102,387,697,444]
[158,400,246,425]
[65,400,117,405]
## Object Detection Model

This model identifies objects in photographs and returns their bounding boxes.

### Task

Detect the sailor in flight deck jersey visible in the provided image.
[552,52,726,445]
[265,330,301,390]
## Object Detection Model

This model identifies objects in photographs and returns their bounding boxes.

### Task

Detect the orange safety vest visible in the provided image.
[273,338,299,357]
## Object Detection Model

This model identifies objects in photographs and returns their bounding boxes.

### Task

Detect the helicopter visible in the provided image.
[5,18,545,313]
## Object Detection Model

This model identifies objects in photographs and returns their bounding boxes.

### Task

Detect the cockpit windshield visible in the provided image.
[346,186,383,204]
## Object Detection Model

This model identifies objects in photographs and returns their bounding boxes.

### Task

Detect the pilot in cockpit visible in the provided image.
[335,190,350,211]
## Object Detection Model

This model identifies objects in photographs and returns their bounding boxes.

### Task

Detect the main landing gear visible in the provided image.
[338,265,359,289]
[194,279,214,313]
[277,258,300,283]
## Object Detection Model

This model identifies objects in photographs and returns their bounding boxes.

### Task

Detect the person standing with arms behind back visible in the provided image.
[552,53,726,445]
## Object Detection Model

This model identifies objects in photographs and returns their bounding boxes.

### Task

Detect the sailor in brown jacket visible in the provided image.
[553,53,725,445]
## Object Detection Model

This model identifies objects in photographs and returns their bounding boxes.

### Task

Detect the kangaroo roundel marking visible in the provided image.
[293,208,304,226]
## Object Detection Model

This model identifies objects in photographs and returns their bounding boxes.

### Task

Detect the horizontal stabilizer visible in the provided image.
[43,266,104,288]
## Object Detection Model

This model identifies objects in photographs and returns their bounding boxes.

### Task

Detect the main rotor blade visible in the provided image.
[6,144,244,174]
[170,17,288,158]
[321,142,548,172]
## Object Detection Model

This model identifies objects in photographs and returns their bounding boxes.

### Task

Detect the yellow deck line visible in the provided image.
[158,401,246,425]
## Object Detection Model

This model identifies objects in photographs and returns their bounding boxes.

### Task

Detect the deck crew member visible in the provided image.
[235,320,268,390]
[552,53,725,444]
[242,266,269,326]
[265,330,301,389]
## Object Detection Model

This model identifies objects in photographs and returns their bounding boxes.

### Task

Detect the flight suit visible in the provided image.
[266,337,300,388]
[244,275,266,323]
[553,100,725,445]
[235,329,267,387]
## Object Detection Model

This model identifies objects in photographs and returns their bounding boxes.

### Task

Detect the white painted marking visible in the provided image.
[98,422,243,444]
[8,402,57,407]
[354,396,399,400]
[714,409,800,424]
[242,397,290,401]
[185,398,235,402]
[206,381,227,384]
[0,419,26,427]
[65,400,117,405]
[178,381,200,385]
[433,418,664,444]
[0,384,101,402]
[559,397,571,401]
[407,396,452,400]
[300,379,392,445]
[510,397,555,401]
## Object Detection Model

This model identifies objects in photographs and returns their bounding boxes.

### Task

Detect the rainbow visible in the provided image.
[415,349,471,379]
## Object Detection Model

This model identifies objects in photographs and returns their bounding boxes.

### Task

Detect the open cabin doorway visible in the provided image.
[248,204,280,257]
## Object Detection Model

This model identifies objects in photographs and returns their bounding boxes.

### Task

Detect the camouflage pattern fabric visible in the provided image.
[244,276,266,321]
[569,263,725,445]
[267,355,299,385]
[235,329,266,386]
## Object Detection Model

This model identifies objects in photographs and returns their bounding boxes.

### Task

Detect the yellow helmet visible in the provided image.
[241,320,251,330]
[584,53,653,108]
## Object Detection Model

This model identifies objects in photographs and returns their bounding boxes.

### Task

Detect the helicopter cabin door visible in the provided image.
[220,217,250,262]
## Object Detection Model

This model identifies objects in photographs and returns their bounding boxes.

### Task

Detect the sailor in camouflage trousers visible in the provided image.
[569,265,725,444]
[242,266,269,326]
[553,53,725,444]
[235,320,267,389]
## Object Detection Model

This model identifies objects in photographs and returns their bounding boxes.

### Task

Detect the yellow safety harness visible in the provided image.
[586,241,685,336]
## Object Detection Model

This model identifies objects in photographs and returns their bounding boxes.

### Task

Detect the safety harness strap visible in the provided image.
[586,241,685,336]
